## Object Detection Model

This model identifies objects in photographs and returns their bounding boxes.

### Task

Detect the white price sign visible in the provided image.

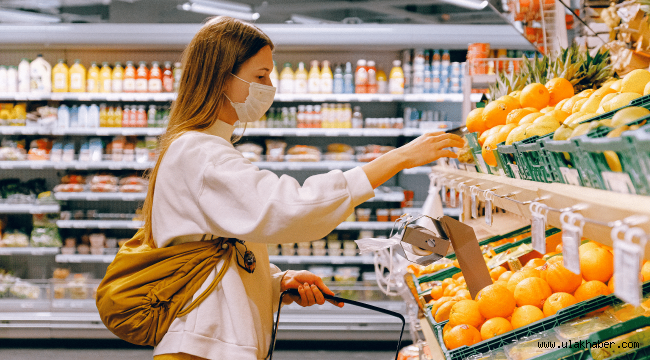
[449,186,457,208]
[561,212,584,275]
[613,227,646,307]
[441,184,448,206]
[602,172,636,194]
[530,202,548,254]
[471,187,479,219]
[560,167,581,186]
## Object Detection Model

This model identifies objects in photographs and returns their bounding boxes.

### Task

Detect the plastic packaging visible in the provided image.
[18,58,30,92]
[112,62,124,93]
[355,59,368,94]
[52,60,68,93]
[320,60,333,94]
[265,140,286,162]
[555,314,620,342]
[504,331,561,360]
[148,61,162,93]
[162,61,173,92]
[279,63,294,94]
[69,60,86,93]
[343,62,354,94]
[123,61,136,93]
[235,143,263,162]
[135,61,148,93]
[286,145,321,162]
[99,62,112,93]
[86,62,100,93]
[333,63,344,94]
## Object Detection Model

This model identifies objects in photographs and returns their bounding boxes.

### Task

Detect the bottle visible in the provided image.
[367,60,377,94]
[294,62,308,94]
[86,62,100,93]
[162,62,173,92]
[135,105,146,127]
[122,106,130,127]
[112,62,124,93]
[0,66,7,93]
[148,62,162,93]
[296,105,305,128]
[343,62,354,94]
[57,104,69,128]
[289,107,297,128]
[333,64,344,94]
[52,60,68,93]
[148,105,157,127]
[78,104,88,128]
[308,60,320,94]
[412,49,425,94]
[268,60,279,90]
[389,60,405,95]
[129,105,138,127]
[352,106,364,129]
[69,60,86,93]
[99,62,112,93]
[423,51,432,94]
[173,62,183,92]
[344,103,353,128]
[30,55,51,93]
[114,106,123,128]
[320,60,333,94]
[402,50,412,94]
[105,106,114,127]
[279,63,294,94]
[7,66,18,93]
[354,59,368,94]
[18,58,30,92]
[99,104,108,127]
[304,105,314,128]
[135,61,149,93]
[69,105,78,127]
[123,61,136,93]
[376,70,387,94]
[88,104,100,128]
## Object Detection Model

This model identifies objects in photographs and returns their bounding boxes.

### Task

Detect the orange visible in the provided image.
[435,300,458,323]
[457,276,466,284]
[455,289,472,300]
[430,296,452,314]
[449,300,484,328]
[524,258,546,268]
[444,324,482,350]
[545,78,575,106]
[442,322,454,339]
[476,284,516,319]
[543,292,577,316]
[507,268,541,293]
[430,285,444,300]
[480,317,513,340]
[574,280,612,302]
[498,123,518,138]
[478,126,499,146]
[441,278,456,289]
[578,242,600,257]
[514,277,552,308]
[643,261,650,282]
[545,261,583,294]
[580,248,614,283]
[490,266,508,281]
[561,96,581,114]
[483,100,513,128]
[466,108,488,133]
[608,276,615,293]
[482,133,502,167]
[445,285,463,297]
[494,280,509,289]
[536,263,549,282]
[506,108,534,125]
[499,95,521,110]
[520,83,550,110]
[498,271,513,282]
[547,255,563,265]
[511,305,545,329]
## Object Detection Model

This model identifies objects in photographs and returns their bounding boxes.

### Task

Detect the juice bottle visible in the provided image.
[402,50,412,94]
[162,61,173,92]
[135,61,149,93]
[320,60,333,94]
[123,61,136,93]
[343,62,354,94]
[333,64,343,94]
[389,60,405,95]
[424,51,432,94]
[106,106,115,127]
[270,61,279,88]
[367,60,377,94]
[52,59,69,93]
[377,70,387,94]
[112,62,124,93]
[17,58,30,93]
[99,104,108,127]
[354,59,368,94]
[7,66,17,93]
[69,60,86,93]
[136,105,147,127]
[114,106,123,128]
[279,63,294,94]
[129,105,138,126]
[148,61,163,93]
[173,62,182,92]
[99,62,112,93]
[294,62,308,94]
[88,103,100,127]
[0,66,6,93]
[87,62,100,92]
[308,60,320,94]
[30,54,51,93]
[122,106,130,127]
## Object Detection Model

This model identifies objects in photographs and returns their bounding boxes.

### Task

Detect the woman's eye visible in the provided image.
[258,76,265,79]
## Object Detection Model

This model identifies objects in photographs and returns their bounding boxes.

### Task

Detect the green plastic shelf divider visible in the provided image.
[466,132,492,174]
[514,133,555,183]
[632,125,650,191]
[496,142,521,179]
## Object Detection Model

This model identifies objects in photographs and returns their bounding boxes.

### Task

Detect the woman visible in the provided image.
[145,16,463,360]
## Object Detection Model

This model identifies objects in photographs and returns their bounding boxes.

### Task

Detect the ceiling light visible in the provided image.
[0,8,61,23]
[179,0,260,21]
[438,0,488,10]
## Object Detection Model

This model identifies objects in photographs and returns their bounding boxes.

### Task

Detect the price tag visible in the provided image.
[86,194,100,201]
[51,94,65,101]
[108,163,123,170]
[561,212,584,275]
[30,162,45,169]
[14,93,28,101]
[449,187,457,208]
[560,167,581,186]
[532,214,546,253]
[122,129,136,136]
[96,128,110,136]
[614,237,643,306]
[475,153,489,174]
[602,172,635,194]
[325,131,340,137]
[121,194,138,201]
[471,188,479,219]
[268,130,283,137]
[485,198,493,226]
[75,163,89,170]
[510,164,521,179]
[441,184,448,206]
[77,94,92,101]
[0,248,11,255]
[54,163,69,170]
[98,222,111,229]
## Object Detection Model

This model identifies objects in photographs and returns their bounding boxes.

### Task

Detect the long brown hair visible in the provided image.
[141,16,274,248]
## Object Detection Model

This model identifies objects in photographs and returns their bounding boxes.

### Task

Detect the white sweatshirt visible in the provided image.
[151,120,375,360]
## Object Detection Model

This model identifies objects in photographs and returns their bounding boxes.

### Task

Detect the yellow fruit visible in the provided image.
[514,277,552,308]
[561,96,582,114]
[498,123,518,138]
[574,281,611,302]
[480,318,513,341]
[524,258,546,268]
[483,100,513,129]
[449,300,484,328]
[602,93,642,112]
[466,108,488,133]
[609,79,622,92]
[510,90,522,99]
[546,78,575,106]
[511,305,545,329]
[543,292,578,317]
[476,284,516,319]
[581,95,604,114]
[431,285,444,300]
[525,117,561,138]
[533,114,561,126]
[572,98,589,114]
[580,248,614,283]
[600,119,614,127]
[478,126,498,146]
[612,106,650,127]
[518,112,544,125]
[569,122,600,138]
[444,324,482,350]
[499,95,521,110]
[642,261,650,282]
[578,89,595,98]
[507,268,541,293]
[430,296,453,314]
[455,289,472,300]
[521,83,550,110]
[498,271,513,282]
[592,86,616,98]
[644,82,650,96]
[553,125,573,141]
[599,92,619,107]
[555,98,569,111]
[435,300,458,323]
[550,109,570,123]
[545,261,583,293]
[505,125,528,145]
[621,69,650,94]
[506,108,535,125]
[578,242,601,257]
[441,278,455,289]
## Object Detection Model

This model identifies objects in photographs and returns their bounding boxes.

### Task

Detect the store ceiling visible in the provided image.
[0,0,508,25]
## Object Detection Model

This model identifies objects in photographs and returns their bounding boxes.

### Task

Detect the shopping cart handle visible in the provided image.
[267,288,406,360]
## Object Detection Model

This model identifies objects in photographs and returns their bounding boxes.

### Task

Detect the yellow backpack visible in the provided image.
[95,229,232,346]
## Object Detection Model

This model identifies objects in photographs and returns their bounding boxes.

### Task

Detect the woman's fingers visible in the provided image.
[302,283,316,306]
[311,284,325,305]
[435,150,459,159]
[314,277,335,296]
[433,138,465,150]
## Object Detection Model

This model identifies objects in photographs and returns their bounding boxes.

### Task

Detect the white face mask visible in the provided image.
[224,74,276,123]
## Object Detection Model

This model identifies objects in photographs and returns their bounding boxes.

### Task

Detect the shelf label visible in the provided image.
[285,257,302,264]
[0,248,12,255]
[97,222,111,229]
[325,131,340,137]
[602,171,635,194]
[614,237,643,306]
[51,94,65,101]
[268,130,284,137]
[75,163,89,170]
[560,212,584,275]
[14,94,28,100]
[331,258,346,265]
[485,198,493,226]
[0,162,14,169]
[30,248,46,256]
[560,167,581,186]
[449,187,457,208]
[95,128,110,136]
[105,94,121,102]
[296,130,311,137]
[54,163,70,170]
[122,129,137,136]
[510,164,521,179]
[30,162,45,169]
[86,194,100,201]
[121,94,135,101]
[531,214,546,254]
[121,194,139,201]
[77,94,92,101]
[153,94,169,102]
[474,154,489,174]
[108,163,123,170]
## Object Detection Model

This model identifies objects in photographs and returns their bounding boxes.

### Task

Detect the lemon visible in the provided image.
[645,82,650,96]
[621,69,650,94]
[525,122,560,138]
[599,119,613,127]
[572,98,589,114]
[569,122,600,138]
[533,114,562,128]
[540,106,555,114]
[565,113,597,128]
[611,106,650,127]
[581,95,604,114]
[599,92,619,107]
[518,112,544,125]
[604,151,623,172]
[506,124,530,145]
[609,79,622,92]
[602,93,642,112]
[555,98,570,111]
[561,96,583,114]
[577,89,595,98]
[592,86,616,98]
[553,125,574,141]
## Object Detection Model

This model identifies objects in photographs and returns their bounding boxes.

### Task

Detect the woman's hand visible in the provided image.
[280,270,343,308]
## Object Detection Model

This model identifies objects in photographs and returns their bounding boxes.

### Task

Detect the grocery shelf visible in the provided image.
[54,192,146,202]
[55,220,143,229]
[268,255,375,265]
[0,247,59,256]
[0,203,60,214]
[0,160,154,170]
[55,254,115,263]
[336,221,396,230]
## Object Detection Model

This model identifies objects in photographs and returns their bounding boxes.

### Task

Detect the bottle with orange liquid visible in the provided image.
[135,61,149,93]
[123,61,136,93]
[99,62,112,93]
[148,61,162,93]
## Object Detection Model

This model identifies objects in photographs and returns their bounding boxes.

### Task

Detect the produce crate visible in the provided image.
[514,133,556,183]
[495,142,521,179]
[433,281,650,360]
[631,125,650,194]
[466,132,492,174]
[540,137,585,187]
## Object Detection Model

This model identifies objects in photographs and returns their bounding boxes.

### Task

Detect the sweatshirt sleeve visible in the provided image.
[197,152,375,244]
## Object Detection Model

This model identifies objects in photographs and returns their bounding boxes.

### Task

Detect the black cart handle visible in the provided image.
[267,288,406,360]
